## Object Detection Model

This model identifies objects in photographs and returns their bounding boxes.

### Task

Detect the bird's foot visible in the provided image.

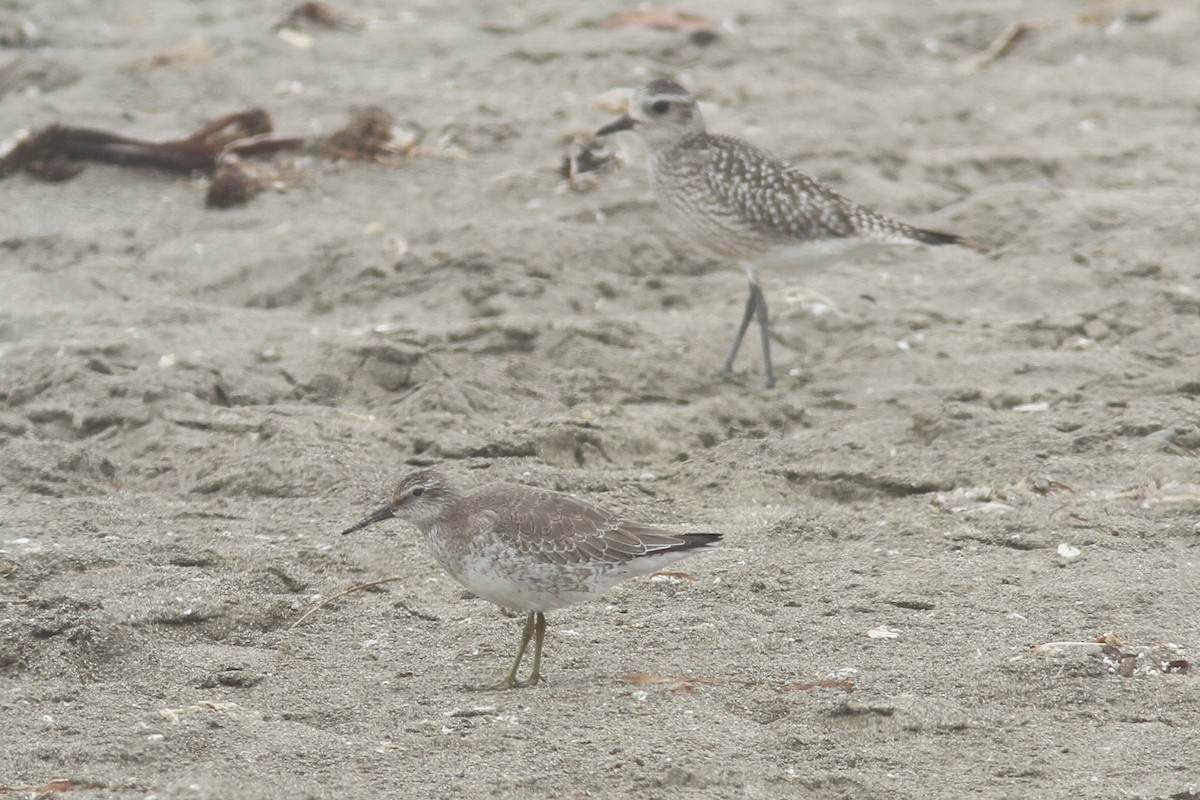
[716,366,775,389]
[470,671,544,691]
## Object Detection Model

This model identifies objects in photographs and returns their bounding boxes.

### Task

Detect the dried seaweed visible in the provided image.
[1,107,422,208]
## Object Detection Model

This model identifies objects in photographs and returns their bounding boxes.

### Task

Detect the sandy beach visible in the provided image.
[2,1,1198,797]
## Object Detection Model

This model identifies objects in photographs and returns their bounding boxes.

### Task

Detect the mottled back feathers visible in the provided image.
[608,79,987,257]
[464,483,720,568]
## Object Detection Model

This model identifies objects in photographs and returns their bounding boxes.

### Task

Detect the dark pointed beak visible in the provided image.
[595,113,635,137]
[340,504,394,536]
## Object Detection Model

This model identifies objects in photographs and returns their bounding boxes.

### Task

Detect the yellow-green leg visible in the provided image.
[523,612,547,687]
[479,611,542,691]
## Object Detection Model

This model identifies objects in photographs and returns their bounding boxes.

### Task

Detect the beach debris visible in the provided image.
[323,106,420,162]
[288,576,409,630]
[561,136,619,190]
[933,486,1017,514]
[649,570,697,580]
[933,476,1072,514]
[158,701,261,723]
[1030,632,1190,677]
[601,9,717,33]
[1102,480,1200,507]
[593,86,633,114]
[600,8,721,45]
[1,107,424,208]
[621,672,854,693]
[1077,7,1160,29]
[274,2,366,32]
[0,779,104,795]
[1030,477,1071,495]
[1030,633,1121,657]
[205,154,267,208]
[0,109,280,181]
[1056,542,1081,560]
[957,21,1039,72]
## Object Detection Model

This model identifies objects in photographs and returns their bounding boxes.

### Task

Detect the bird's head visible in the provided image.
[340,469,455,535]
[596,78,705,147]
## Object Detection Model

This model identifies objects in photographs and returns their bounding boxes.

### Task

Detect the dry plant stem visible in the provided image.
[958,21,1038,72]
[977,21,1037,66]
[288,576,405,630]
[622,672,856,693]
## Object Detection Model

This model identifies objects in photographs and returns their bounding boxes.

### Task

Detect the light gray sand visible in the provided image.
[2,1,1198,797]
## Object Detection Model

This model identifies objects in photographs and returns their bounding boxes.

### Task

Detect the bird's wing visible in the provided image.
[701,135,867,241]
[475,485,709,567]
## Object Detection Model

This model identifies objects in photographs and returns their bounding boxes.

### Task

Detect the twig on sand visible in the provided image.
[288,576,406,630]
[957,21,1038,72]
[622,672,855,693]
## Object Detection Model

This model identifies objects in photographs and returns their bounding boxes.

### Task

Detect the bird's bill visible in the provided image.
[340,504,394,536]
[595,113,635,137]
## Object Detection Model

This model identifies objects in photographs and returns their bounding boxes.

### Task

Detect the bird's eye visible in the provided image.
[650,100,670,115]
[411,487,425,497]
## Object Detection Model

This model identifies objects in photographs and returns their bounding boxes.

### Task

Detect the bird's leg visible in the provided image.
[719,286,758,379]
[479,610,537,690]
[519,612,548,688]
[751,281,775,389]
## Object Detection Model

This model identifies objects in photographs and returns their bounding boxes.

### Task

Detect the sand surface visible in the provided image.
[3,1,1199,797]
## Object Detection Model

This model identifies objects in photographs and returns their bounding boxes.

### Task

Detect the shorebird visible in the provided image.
[340,469,721,689]
[596,78,988,388]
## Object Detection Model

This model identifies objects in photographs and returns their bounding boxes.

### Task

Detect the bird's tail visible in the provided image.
[677,532,723,551]
[911,227,991,254]
[639,531,723,558]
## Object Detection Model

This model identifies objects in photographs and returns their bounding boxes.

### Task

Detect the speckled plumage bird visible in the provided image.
[597,78,988,388]
[340,469,721,689]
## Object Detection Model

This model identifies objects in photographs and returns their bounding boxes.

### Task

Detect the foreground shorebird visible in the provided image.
[340,469,721,689]
[597,78,988,388]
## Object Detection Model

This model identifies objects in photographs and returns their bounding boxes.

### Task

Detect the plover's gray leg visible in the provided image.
[719,280,775,388]
[719,287,758,379]
[752,281,774,389]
